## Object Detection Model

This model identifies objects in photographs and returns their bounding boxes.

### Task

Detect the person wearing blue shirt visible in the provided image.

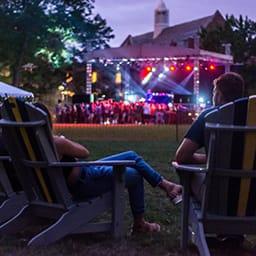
[175,72,245,200]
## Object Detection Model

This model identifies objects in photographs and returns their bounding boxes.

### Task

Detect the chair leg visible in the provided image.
[112,166,125,240]
[28,210,72,246]
[181,173,190,251]
[0,193,27,224]
[28,193,112,246]
[194,222,210,256]
[0,204,34,235]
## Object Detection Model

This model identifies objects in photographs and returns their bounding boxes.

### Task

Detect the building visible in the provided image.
[121,0,225,50]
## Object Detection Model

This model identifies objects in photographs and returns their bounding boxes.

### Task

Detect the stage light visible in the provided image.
[170,65,176,72]
[164,66,169,72]
[185,65,192,72]
[58,85,65,91]
[92,71,97,83]
[66,72,73,84]
[142,72,153,85]
[140,66,153,80]
[209,64,216,71]
[115,72,122,84]
[152,67,157,72]
[158,73,165,79]
[127,94,137,103]
[198,97,205,103]
[146,66,152,72]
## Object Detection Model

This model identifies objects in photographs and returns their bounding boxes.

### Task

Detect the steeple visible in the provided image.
[154,0,169,38]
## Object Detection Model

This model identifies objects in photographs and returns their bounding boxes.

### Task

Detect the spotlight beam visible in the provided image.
[180,71,195,87]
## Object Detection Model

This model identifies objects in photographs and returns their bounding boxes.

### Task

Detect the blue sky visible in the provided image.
[94,0,255,47]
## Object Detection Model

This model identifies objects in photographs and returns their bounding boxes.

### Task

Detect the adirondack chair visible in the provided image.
[0,97,135,246]
[172,96,256,256]
[0,153,27,223]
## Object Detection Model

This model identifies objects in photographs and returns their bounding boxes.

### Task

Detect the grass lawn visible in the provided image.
[1,125,192,256]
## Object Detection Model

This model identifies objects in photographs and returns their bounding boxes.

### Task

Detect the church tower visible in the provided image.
[154,0,169,39]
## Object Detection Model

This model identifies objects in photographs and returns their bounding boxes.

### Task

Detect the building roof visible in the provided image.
[121,10,225,47]
[85,44,233,65]
[156,0,168,11]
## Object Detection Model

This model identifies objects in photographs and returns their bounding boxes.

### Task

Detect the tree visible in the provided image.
[200,14,256,92]
[0,0,114,93]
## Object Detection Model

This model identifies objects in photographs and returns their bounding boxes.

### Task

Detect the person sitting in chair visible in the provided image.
[35,103,182,234]
[175,72,245,201]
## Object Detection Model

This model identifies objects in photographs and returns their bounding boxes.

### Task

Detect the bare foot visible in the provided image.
[132,220,161,234]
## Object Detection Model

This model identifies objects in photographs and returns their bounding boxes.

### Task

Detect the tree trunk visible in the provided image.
[12,66,21,86]
[12,34,28,86]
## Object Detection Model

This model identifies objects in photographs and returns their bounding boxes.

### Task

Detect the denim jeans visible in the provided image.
[72,151,163,217]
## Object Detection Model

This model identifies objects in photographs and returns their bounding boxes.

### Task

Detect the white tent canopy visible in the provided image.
[0,81,34,98]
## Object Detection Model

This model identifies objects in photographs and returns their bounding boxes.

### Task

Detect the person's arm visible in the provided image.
[175,138,206,164]
[54,135,90,159]
[174,109,214,165]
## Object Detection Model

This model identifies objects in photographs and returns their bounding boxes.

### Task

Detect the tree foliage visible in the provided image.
[200,14,256,92]
[201,15,256,62]
[0,0,114,92]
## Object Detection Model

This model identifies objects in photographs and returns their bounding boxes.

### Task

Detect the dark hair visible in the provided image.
[33,102,52,129]
[214,72,245,103]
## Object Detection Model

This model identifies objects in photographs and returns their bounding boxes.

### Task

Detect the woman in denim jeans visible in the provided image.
[36,102,182,233]
[55,135,182,233]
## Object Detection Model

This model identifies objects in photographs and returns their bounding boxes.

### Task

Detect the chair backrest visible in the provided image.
[1,97,72,208]
[0,133,23,195]
[202,96,256,218]
[0,156,18,198]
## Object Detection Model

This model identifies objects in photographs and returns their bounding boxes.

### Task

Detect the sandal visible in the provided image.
[170,194,182,205]
[132,221,161,234]
[159,179,182,204]
[166,183,182,205]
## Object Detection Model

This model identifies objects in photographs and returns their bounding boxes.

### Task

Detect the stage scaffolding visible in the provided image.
[84,44,233,103]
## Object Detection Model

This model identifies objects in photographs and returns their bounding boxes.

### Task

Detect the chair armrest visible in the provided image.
[172,161,207,173]
[23,159,136,168]
[0,155,11,162]
[0,119,45,128]
[206,122,256,132]
[50,160,136,168]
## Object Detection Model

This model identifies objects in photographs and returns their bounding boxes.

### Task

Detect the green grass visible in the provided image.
[0,125,190,256]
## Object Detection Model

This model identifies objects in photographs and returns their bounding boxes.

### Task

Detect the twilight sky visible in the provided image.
[94,0,255,47]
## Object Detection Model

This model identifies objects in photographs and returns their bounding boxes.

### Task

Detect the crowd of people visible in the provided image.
[54,100,196,125]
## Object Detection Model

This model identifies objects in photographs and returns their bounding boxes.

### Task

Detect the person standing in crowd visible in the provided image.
[55,99,63,123]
